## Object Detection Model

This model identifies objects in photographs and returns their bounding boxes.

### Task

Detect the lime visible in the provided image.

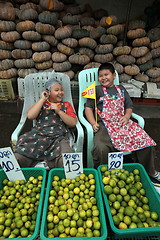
[119,222,127,229]
[129,222,137,228]
[92,209,99,217]
[100,165,108,173]
[151,211,158,221]
[86,219,93,228]
[63,219,70,227]
[136,207,144,214]
[123,194,130,202]
[102,177,110,185]
[121,201,127,207]
[77,218,83,227]
[133,169,140,175]
[137,222,144,228]
[73,187,80,195]
[108,194,117,202]
[110,207,116,216]
[108,179,116,187]
[138,213,146,222]
[123,215,131,225]
[70,227,77,236]
[93,229,100,237]
[21,228,29,237]
[113,186,120,194]
[104,171,110,177]
[144,210,151,218]
[93,221,101,230]
[3,227,11,237]
[120,188,127,196]
[79,210,86,218]
[113,215,120,226]
[124,206,134,217]
[142,204,150,211]
[128,187,137,196]
[139,188,146,195]
[57,224,65,233]
[4,218,12,227]
[113,201,121,210]
[117,180,125,188]
[128,199,135,208]
[134,182,142,190]
[131,214,139,223]
[119,173,127,181]
[104,185,112,195]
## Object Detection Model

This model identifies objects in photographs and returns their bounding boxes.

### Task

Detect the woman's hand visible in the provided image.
[50,103,60,113]
[119,116,129,125]
[41,90,49,100]
[92,123,100,132]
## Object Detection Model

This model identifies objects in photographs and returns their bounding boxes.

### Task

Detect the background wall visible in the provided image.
[77,0,153,23]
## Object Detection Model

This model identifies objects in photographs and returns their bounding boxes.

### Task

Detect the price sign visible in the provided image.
[0,147,26,181]
[108,152,123,171]
[62,152,83,179]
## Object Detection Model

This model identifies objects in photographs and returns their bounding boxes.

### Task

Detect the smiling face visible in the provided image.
[49,83,64,103]
[98,69,116,88]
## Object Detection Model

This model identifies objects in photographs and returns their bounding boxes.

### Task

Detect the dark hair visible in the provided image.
[98,63,115,74]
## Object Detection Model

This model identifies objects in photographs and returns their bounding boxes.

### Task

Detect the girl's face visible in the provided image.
[98,69,116,88]
[49,83,64,102]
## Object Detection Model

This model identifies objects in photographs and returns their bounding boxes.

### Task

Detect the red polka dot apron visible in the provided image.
[97,85,156,152]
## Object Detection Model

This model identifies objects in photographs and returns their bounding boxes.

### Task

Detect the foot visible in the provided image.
[152,172,160,182]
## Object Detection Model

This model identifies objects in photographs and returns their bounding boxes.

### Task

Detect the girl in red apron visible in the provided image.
[85,63,160,182]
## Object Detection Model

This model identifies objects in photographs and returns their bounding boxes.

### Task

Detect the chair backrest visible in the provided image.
[11,71,84,154]
[78,68,119,167]
[78,67,119,119]
[19,71,76,125]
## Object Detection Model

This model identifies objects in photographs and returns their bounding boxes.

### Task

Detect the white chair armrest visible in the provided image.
[132,113,145,129]
[74,120,84,153]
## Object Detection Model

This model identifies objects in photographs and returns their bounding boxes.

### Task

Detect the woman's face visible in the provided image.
[98,69,116,88]
[49,83,64,102]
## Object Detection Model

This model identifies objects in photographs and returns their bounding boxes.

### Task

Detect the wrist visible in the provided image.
[55,109,62,114]
[124,115,130,120]
[40,98,46,103]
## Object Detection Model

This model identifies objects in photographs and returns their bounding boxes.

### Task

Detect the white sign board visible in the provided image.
[0,147,26,181]
[62,152,83,179]
[108,152,123,171]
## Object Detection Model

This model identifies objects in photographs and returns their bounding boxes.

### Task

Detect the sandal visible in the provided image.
[152,172,160,182]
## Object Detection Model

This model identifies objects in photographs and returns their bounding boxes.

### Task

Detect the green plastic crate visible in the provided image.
[40,168,108,240]
[97,163,160,239]
[0,167,47,240]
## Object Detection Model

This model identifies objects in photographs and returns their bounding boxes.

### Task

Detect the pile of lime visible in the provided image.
[46,173,101,238]
[0,176,43,238]
[100,166,160,229]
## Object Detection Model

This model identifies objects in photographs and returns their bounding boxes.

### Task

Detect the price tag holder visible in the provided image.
[108,152,123,171]
[62,152,83,179]
[0,147,26,181]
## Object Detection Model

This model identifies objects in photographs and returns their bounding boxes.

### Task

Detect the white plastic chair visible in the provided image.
[11,71,84,166]
[78,68,145,168]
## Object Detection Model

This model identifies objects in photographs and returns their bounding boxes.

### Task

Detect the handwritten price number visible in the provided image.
[108,153,123,171]
[0,150,15,172]
[63,153,80,173]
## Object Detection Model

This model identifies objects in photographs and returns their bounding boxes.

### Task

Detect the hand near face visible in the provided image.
[41,91,50,100]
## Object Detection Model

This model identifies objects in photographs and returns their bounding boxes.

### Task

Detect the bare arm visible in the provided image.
[120,108,133,125]
[51,103,77,128]
[85,106,99,132]
[27,91,48,120]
